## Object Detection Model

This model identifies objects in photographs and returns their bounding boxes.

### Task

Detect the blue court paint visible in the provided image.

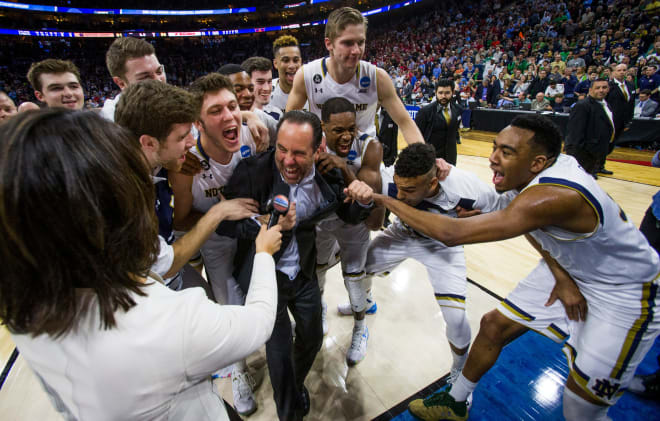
[387,332,660,420]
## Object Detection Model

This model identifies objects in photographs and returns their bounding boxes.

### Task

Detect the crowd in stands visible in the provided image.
[1,0,660,116]
[372,0,660,114]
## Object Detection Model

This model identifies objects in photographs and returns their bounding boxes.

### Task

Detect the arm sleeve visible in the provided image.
[564,102,587,148]
[215,161,261,240]
[438,166,509,213]
[183,252,277,378]
[150,235,174,278]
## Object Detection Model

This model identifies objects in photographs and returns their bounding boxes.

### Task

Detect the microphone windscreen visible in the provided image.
[273,194,289,213]
[272,183,291,214]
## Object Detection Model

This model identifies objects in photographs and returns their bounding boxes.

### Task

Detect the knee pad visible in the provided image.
[563,385,611,421]
[439,305,471,349]
[344,272,367,313]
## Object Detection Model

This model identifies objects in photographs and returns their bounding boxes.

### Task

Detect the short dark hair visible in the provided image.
[218,63,245,76]
[435,78,454,91]
[105,37,156,79]
[277,110,323,150]
[115,80,198,143]
[395,143,437,178]
[241,56,272,76]
[0,109,157,337]
[27,59,81,92]
[273,35,299,57]
[640,89,652,96]
[510,114,562,159]
[189,72,235,111]
[321,97,355,122]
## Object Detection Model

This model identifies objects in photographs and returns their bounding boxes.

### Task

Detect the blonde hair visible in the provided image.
[325,7,367,42]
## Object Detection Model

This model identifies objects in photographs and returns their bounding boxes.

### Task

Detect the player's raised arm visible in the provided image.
[285,68,308,112]
[374,184,596,246]
[376,68,423,145]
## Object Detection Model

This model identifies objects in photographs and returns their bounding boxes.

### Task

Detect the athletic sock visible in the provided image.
[450,348,468,372]
[449,373,477,402]
[354,318,366,330]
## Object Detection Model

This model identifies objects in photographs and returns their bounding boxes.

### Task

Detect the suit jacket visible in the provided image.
[636,99,658,118]
[475,85,497,105]
[415,100,461,165]
[606,80,635,136]
[564,96,614,172]
[216,149,372,292]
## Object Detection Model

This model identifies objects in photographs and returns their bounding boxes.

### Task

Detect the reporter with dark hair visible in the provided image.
[1,109,282,421]
[414,79,462,165]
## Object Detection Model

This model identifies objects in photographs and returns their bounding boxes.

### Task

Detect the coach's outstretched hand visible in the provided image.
[255,224,282,256]
[343,180,374,206]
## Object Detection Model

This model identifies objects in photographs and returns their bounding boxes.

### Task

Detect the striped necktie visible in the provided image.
[620,83,628,101]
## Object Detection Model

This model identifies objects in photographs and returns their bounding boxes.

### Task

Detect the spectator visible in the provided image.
[531,91,552,111]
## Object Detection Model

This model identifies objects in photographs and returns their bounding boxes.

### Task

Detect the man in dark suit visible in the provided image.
[415,79,462,165]
[564,79,614,177]
[602,63,635,174]
[475,78,495,108]
[218,110,374,421]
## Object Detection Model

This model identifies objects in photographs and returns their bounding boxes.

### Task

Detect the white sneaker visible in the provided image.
[232,368,257,416]
[346,325,369,366]
[321,300,328,335]
[337,293,377,316]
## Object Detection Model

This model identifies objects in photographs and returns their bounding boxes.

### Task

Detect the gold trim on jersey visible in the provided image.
[609,276,659,379]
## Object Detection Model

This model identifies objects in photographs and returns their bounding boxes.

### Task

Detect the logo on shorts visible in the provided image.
[240,145,251,158]
[591,378,621,401]
[347,150,358,163]
[313,74,322,84]
[200,160,210,170]
[359,76,371,88]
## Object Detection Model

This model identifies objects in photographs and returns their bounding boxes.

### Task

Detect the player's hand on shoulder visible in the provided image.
[245,113,270,151]
[344,180,374,206]
[179,151,202,176]
[317,152,346,174]
[255,224,282,255]
[435,158,452,181]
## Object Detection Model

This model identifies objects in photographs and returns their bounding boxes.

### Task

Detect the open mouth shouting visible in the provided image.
[222,125,240,149]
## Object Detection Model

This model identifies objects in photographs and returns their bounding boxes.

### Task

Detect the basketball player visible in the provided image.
[26,59,84,110]
[168,73,264,416]
[286,7,423,143]
[355,115,660,421]
[314,97,384,364]
[242,56,282,121]
[271,35,303,113]
[102,37,166,121]
[366,142,515,385]
[219,63,277,148]
[115,80,257,292]
[102,38,267,150]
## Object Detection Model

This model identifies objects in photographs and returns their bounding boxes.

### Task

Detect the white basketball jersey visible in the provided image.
[382,165,512,240]
[522,154,660,285]
[190,127,256,213]
[329,132,375,174]
[271,78,308,114]
[303,58,379,137]
[270,78,288,113]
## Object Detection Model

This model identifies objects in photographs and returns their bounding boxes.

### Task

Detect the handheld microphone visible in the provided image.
[268,184,290,228]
